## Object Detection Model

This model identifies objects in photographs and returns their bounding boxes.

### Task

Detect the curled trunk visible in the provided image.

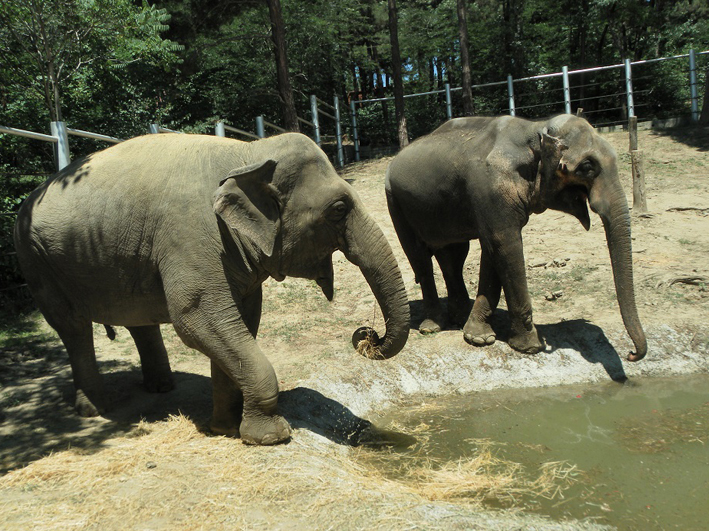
[342,207,410,359]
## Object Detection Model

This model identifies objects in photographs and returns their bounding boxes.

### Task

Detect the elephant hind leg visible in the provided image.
[55,320,108,417]
[434,242,471,328]
[127,325,174,393]
[464,247,501,347]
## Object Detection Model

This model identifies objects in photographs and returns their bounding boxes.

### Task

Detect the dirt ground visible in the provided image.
[1,125,708,530]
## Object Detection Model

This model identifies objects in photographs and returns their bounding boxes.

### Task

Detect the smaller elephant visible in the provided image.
[14,132,410,445]
[386,114,646,361]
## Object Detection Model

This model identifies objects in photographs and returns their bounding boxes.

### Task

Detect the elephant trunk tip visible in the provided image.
[352,326,396,360]
[627,343,647,362]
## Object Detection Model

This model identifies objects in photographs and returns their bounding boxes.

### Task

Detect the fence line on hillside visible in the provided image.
[1,49,707,172]
[350,48,708,160]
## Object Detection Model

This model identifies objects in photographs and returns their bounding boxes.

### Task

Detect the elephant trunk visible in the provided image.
[342,207,410,360]
[590,175,648,362]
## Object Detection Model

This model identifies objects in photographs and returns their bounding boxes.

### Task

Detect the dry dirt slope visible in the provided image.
[0,125,708,530]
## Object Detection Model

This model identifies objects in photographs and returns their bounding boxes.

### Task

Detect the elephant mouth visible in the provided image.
[555,185,591,231]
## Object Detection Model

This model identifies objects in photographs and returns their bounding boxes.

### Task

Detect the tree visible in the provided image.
[387,0,408,148]
[266,0,300,132]
[456,0,474,116]
[0,0,180,122]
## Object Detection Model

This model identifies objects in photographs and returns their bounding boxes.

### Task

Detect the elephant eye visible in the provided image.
[576,159,596,177]
[327,200,348,221]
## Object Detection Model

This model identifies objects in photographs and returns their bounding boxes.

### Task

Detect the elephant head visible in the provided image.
[213,134,410,360]
[534,115,647,361]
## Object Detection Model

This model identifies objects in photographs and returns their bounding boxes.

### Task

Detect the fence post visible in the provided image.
[50,121,70,171]
[507,75,515,116]
[149,124,160,134]
[689,48,699,123]
[255,116,265,139]
[562,66,571,114]
[624,59,635,119]
[334,96,344,167]
[310,95,321,146]
[628,116,647,214]
[445,83,452,120]
[215,121,226,137]
[350,100,360,162]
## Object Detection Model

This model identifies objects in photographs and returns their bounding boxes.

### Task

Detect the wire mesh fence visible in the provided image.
[351,50,708,153]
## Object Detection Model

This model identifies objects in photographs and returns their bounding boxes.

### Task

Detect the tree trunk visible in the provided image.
[456,0,474,116]
[371,45,390,129]
[387,0,408,148]
[266,0,299,132]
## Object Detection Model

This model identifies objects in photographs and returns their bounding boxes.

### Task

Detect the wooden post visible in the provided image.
[628,116,648,214]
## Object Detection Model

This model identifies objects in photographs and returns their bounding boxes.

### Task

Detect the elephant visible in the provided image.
[14,132,410,445]
[385,114,646,361]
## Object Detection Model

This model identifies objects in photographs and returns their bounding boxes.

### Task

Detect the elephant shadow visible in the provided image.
[279,387,416,449]
[494,311,628,382]
[409,301,627,382]
[106,376,416,449]
[0,352,413,475]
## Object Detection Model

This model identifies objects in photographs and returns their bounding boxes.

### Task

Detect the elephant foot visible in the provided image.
[240,414,291,445]
[463,318,496,347]
[419,318,443,335]
[143,374,175,394]
[508,326,545,354]
[74,389,106,417]
[209,420,239,438]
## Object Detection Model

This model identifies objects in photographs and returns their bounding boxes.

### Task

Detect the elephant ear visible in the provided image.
[532,131,568,213]
[536,131,591,230]
[213,159,282,258]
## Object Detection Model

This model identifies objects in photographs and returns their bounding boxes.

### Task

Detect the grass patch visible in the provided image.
[0,312,52,349]
[569,264,599,283]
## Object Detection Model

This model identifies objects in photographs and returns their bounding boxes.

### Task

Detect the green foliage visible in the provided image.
[0,0,182,123]
[0,174,47,313]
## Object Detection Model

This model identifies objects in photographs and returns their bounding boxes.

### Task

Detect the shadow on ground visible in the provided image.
[409,300,627,382]
[0,315,413,475]
[537,319,628,382]
[280,387,416,449]
[653,124,709,152]
[0,362,214,474]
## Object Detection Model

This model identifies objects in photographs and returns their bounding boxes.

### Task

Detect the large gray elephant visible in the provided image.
[386,114,646,361]
[14,132,410,445]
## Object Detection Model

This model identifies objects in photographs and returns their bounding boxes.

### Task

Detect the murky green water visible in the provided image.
[367,374,709,530]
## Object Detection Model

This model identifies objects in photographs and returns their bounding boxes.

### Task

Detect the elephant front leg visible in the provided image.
[237,358,291,446]
[464,247,500,346]
[172,308,291,444]
[209,360,244,437]
[483,232,545,354]
[205,337,290,445]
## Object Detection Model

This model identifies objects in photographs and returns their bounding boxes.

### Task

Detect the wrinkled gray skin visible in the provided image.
[386,114,646,361]
[14,133,410,445]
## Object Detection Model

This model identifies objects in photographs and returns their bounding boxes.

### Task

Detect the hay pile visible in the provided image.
[1,414,588,530]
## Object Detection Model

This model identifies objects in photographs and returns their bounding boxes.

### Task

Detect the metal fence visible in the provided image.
[351,49,708,158]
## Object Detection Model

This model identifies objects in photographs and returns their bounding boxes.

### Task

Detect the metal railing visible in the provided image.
[310,96,344,167]
[351,48,708,149]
